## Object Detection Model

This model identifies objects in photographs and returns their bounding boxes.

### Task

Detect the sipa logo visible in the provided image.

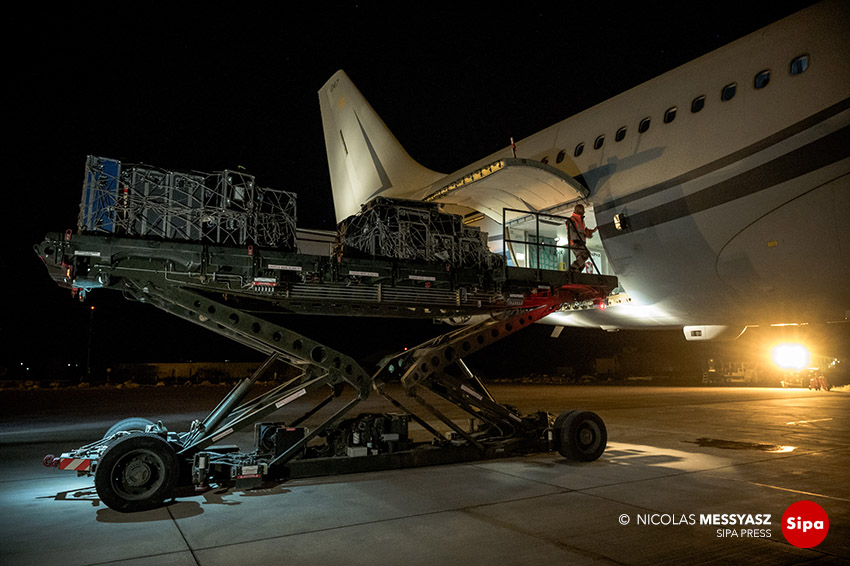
[781,500,829,548]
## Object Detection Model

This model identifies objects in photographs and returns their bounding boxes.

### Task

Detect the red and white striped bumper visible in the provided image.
[58,457,93,472]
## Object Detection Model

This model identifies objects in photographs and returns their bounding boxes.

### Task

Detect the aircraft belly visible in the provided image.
[540,308,685,329]
[593,116,850,327]
[600,171,849,326]
[716,169,850,323]
[603,216,721,323]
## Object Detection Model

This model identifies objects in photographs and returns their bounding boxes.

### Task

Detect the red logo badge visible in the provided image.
[781,500,829,548]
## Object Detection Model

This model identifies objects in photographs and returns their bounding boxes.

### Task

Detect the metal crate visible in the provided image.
[78,156,296,249]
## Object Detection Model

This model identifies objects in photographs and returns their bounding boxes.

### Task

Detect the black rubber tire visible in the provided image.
[95,433,179,512]
[555,410,607,462]
[552,409,578,437]
[104,417,155,439]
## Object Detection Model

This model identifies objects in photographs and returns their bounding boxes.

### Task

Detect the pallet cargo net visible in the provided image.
[336,197,503,269]
[79,156,297,249]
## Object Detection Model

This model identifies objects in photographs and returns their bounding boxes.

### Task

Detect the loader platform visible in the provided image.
[37,156,616,512]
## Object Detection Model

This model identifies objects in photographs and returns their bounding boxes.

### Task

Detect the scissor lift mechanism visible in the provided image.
[38,230,615,512]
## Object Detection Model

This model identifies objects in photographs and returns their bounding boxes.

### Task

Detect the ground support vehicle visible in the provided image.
[38,158,616,512]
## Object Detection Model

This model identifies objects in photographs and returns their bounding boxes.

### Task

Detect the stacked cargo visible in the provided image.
[336,197,502,269]
[78,156,296,249]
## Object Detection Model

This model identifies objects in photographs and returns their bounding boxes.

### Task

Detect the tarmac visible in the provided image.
[0,384,847,565]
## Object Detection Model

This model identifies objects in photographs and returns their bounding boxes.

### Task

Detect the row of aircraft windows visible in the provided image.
[551,54,810,163]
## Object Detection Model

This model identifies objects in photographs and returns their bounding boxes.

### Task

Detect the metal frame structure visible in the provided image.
[39,157,616,513]
[337,197,499,269]
[79,156,297,249]
[39,225,614,512]
[502,207,601,278]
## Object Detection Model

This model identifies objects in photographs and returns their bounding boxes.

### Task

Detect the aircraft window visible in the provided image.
[574,143,584,157]
[663,106,677,124]
[638,117,651,133]
[691,95,705,113]
[754,70,770,89]
[556,149,566,163]
[790,54,809,75]
[615,127,627,142]
[721,82,737,101]
[594,135,605,150]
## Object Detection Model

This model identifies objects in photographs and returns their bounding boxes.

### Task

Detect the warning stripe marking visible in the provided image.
[59,458,91,471]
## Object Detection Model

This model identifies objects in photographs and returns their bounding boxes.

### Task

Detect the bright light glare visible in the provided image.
[771,343,811,370]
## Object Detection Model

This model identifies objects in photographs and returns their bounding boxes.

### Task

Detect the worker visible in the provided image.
[567,204,597,272]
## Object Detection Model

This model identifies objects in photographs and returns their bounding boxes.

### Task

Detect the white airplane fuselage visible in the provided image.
[319,1,850,336]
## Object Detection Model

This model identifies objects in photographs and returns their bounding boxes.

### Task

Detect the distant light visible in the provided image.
[771,343,811,370]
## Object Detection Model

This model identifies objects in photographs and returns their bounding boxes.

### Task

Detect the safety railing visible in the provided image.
[501,207,600,280]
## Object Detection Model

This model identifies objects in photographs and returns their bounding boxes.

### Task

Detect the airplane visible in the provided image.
[317,0,849,346]
[31,4,849,511]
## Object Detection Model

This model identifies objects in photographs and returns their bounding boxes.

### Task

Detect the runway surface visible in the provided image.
[1,385,847,565]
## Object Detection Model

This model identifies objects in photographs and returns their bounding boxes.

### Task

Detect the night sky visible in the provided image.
[4,2,828,380]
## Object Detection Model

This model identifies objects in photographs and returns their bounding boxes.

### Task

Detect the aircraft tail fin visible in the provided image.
[319,70,443,223]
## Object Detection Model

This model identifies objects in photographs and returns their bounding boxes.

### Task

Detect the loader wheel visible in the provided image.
[554,410,607,462]
[95,433,179,512]
[104,417,155,439]
[553,409,578,435]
